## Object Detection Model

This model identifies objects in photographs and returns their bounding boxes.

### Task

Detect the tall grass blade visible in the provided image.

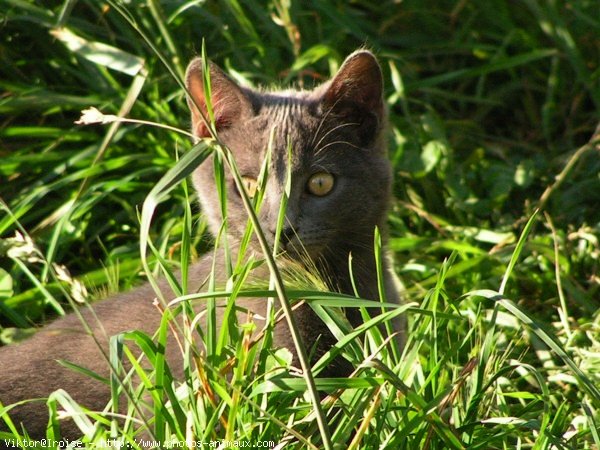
[140,140,211,297]
[499,209,539,295]
[467,289,600,405]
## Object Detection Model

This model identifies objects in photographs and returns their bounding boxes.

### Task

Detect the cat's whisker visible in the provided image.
[314,139,363,158]
[309,98,346,147]
[312,121,359,155]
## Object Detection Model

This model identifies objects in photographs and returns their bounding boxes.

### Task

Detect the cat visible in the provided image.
[0,50,404,441]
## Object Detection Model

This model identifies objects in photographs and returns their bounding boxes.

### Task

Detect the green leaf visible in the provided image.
[51,28,144,76]
[0,269,13,298]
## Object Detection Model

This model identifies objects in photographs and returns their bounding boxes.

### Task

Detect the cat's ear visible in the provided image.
[321,50,384,117]
[185,58,252,138]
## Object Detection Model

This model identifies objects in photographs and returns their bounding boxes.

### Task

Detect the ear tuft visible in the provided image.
[185,58,251,138]
[322,50,384,116]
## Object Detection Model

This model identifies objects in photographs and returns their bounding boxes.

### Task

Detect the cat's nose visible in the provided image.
[269,226,295,248]
[279,226,295,246]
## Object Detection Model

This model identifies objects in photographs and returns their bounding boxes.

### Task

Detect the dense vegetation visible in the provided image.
[1,0,599,448]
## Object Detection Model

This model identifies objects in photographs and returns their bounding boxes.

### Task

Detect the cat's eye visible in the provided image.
[307,172,335,196]
[241,176,258,199]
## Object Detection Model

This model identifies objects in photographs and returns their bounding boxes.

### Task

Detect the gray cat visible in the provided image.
[0,50,403,440]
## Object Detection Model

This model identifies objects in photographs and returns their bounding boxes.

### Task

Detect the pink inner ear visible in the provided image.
[194,121,211,138]
[186,60,246,139]
[209,93,239,131]
[190,85,231,138]
[193,102,229,138]
[187,73,211,137]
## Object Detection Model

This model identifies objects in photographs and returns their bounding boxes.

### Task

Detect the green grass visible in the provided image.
[1,0,599,448]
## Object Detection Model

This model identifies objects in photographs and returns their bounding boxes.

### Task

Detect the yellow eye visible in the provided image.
[307,172,334,196]
[241,176,258,199]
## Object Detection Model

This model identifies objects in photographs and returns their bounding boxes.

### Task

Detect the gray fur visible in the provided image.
[0,50,404,440]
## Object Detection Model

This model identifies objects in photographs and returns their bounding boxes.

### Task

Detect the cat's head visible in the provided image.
[185,50,392,264]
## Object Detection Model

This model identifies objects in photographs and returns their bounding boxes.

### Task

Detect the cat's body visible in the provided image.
[0,50,403,440]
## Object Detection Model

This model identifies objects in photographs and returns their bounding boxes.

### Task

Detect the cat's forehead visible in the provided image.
[219,97,317,181]
[248,93,320,149]
[256,91,318,126]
